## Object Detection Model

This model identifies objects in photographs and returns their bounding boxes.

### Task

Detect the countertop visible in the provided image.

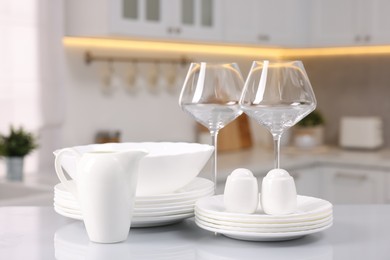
[1,205,390,259]
[1,145,390,206]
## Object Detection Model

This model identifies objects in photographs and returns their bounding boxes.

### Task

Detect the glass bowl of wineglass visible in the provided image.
[179,62,244,193]
[240,60,316,169]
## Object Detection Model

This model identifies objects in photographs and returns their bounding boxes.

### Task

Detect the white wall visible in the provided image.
[0,0,64,175]
[61,47,271,150]
[61,47,197,147]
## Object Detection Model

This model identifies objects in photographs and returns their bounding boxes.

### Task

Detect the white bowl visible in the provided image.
[54,142,214,196]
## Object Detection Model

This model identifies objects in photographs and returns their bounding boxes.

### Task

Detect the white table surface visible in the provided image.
[1,205,390,260]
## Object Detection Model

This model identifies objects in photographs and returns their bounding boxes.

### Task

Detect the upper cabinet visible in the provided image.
[310,0,390,46]
[224,0,309,47]
[367,0,390,45]
[65,0,390,48]
[66,0,223,42]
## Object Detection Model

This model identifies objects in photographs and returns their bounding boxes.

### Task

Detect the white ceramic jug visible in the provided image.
[54,148,148,243]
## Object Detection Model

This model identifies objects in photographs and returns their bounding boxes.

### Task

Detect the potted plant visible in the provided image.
[293,110,325,148]
[0,126,38,181]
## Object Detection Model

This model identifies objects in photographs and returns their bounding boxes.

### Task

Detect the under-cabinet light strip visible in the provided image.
[63,37,390,58]
[63,37,283,58]
[284,46,390,57]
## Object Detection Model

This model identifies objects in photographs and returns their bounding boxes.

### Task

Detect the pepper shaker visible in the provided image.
[224,168,259,214]
[261,168,297,215]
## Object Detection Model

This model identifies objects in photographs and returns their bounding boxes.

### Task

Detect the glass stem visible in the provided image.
[210,130,219,194]
[273,134,282,169]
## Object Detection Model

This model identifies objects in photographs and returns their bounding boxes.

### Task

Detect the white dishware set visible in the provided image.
[53,60,332,243]
[53,142,214,243]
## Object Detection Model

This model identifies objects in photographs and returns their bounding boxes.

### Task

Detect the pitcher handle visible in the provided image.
[54,148,80,198]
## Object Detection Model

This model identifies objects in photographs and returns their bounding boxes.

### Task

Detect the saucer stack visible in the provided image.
[54,177,214,228]
[195,195,333,241]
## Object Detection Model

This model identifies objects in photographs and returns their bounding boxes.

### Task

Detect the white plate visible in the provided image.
[196,207,333,224]
[55,194,198,213]
[54,206,83,220]
[195,216,333,233]
[55,180,214,202]
[196,195,333,223]
[55,195,197,213]
[195,219,333,242]
[54,205,81,215]
[54,177,214,202]
[54,189,213,210]
[131,204,195,213]
[53,197,80,210]
[131,213,195,228]
[54,202,195,217]
[196,211,333,228]
[134,193,213,206]
[54,206,194,228]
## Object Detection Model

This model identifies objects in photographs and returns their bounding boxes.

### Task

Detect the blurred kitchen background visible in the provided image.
[1,0,390,204]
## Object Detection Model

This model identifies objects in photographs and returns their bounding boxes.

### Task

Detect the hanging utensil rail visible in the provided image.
[84,51,189,66]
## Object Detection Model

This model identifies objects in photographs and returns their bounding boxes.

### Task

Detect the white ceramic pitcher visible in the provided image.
[54,148,148,243]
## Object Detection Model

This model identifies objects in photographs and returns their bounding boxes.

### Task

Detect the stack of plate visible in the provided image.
[54,177,214,228]
[195,195,333,241]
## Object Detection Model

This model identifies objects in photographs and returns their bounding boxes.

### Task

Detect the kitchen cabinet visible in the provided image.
[255,165,388,204]
[310,0,390,46]
[254,166,322,198]
[366,0,390,45]
[224,0,308,47]
[385,174,390,203]
[320,166,386,204]
[66,0,223,42]
[289,166,322,198]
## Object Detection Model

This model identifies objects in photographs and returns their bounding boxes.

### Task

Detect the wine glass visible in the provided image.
[240,60,316,169]
[179,62,244,193]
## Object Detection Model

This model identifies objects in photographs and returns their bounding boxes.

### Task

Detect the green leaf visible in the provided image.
[297,110,325,127]
[0,126,38,157]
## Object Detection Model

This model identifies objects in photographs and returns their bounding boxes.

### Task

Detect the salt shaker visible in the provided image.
[224,168,259,214]
[261,168,297,215]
